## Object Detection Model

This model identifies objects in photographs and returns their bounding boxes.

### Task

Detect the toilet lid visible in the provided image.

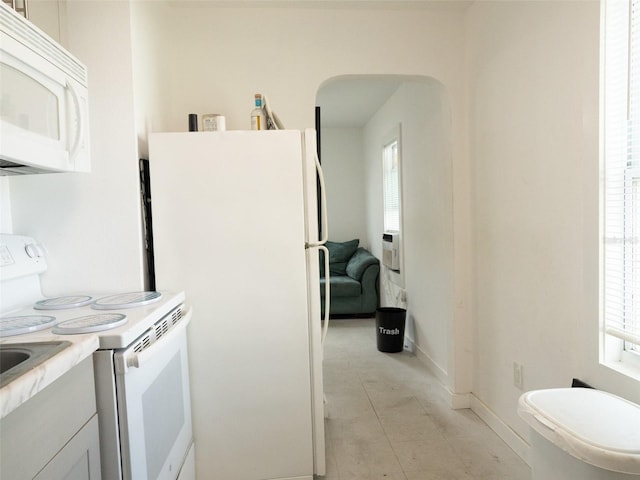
[518,388,640,474]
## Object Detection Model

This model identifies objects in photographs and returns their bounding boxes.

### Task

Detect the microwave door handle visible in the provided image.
[123,308,193,371]
[66,80,83,160]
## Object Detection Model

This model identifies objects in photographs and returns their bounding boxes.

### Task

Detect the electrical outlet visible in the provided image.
[513,362,524,390]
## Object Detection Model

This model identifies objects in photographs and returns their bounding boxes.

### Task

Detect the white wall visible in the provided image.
[129,2,467,132]
[322,127,368,244]
[466,0,640,453]
[27,0,64,43]
[130,1,170,157]
[7,1,145,294]
[363,80,455,382]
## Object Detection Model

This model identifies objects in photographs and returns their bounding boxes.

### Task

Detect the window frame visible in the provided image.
[382,138,402,233]
[382,126,402,234]
[381,123,404,287]
[600,0,640,378]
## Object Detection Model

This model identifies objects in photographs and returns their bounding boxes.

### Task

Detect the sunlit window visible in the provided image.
[383,135,401,233]
[601,0,640,370]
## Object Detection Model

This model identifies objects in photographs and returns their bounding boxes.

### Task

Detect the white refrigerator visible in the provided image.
[148,129,326,480]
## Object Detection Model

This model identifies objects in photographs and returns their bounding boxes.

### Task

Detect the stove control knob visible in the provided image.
[25,243,45,259]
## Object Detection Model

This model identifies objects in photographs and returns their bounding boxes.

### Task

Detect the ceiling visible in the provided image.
[316,76,405,128]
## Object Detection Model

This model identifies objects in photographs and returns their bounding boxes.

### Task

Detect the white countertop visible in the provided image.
[0,332,99,419]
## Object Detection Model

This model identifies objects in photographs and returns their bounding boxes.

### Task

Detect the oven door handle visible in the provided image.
[124,307,193,371]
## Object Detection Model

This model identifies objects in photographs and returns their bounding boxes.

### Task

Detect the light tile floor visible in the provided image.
[320,318,531,480]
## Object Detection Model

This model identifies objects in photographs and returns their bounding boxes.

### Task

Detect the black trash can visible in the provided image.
[375,307,406,353]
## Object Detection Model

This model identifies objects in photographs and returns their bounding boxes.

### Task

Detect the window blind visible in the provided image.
[603,0,640,349]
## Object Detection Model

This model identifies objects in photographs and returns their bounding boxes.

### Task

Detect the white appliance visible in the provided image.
[382,232,400,270]
[0,3,90,175]
[148,129,327,479]
[518,388,640,480]
[0,234,195,480]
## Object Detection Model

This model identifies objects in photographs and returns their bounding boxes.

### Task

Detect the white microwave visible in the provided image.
[0,3,90,175]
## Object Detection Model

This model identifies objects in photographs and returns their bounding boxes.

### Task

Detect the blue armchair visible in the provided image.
[319,240,380,316]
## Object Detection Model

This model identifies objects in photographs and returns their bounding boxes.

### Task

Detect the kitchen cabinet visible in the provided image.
[0,357,101,480]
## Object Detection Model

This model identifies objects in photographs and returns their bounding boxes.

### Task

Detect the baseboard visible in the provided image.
[469,394,531,466]
[449,391,471,409]
[409,343,531,466]
[412,340,449,386]
[411,342,470,409]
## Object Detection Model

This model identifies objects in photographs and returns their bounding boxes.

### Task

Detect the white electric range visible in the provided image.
[0,234,195,480]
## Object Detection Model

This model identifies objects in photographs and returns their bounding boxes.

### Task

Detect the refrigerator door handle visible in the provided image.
[306,151,328,248]
[303,130,330,344]
[319,244,330,344]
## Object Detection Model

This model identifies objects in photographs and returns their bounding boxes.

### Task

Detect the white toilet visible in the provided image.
[518,388,640,479]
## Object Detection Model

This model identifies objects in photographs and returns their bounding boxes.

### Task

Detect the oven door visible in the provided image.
[114,308,193,480]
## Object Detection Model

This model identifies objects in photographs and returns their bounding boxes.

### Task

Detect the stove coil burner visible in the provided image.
[0,315,57,337]
[34,295,94,310]
[52,313,128,335]
[91,291,162,310]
